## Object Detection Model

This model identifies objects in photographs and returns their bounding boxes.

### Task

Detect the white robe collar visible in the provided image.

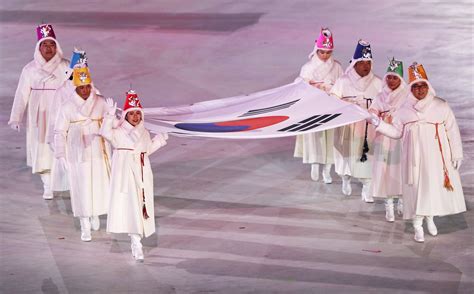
[347,67,376,92]
[121,120,147,144]
[71,90,98,118]
[308,55,335,82]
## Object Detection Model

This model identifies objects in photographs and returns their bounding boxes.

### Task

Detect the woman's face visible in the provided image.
[316,50,332,62]
[385,75,401,91]
[126,110,142,126]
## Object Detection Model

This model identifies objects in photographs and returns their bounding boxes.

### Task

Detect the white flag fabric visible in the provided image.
[144,80,369,139]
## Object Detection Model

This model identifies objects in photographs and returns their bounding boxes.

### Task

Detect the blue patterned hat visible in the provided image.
[69,48,87,69]
[352,39,372,61]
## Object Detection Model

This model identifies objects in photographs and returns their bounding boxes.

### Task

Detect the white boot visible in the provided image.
[310,164,320,181]
[384,198,395,222]
[360,179,374,203]
[90,216,100,231]
[342,175,352,196]
[79,217,92,242]
[130,234,144,262]
[396,198,403,216]
[425,216,438,236]
[413,215,425,243]
[40,173,53,200]
[322,164,332,184]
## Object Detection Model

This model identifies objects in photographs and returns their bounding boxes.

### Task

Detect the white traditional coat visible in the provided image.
[376,86,466,219]
[330,67,382,178]
[368,78,407,198]
[294,55,343,164]
[54,91,111,217]
[9,39,69,174]
[47,81,102,192]
[101,115,168,238]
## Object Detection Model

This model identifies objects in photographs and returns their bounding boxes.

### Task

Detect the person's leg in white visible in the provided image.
[322,164,332,184]
[79,217,91,242]
[396,198,403,216]
[130,234,144,262]
[425,215,438,236]
[385,197,395,222]
[40,173,53,200]
[311,163,320,181]
[360,179,374,203]
[413,215,425,243]
[90,216,100,231]
[342,175,352,196]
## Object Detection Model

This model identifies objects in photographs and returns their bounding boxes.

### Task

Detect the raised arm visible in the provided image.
[99,98,118,146]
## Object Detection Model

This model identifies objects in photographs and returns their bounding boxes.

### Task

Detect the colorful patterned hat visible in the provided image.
[316,28,334,50]
[408,62,428,83]
[352,39,372,61]
[36,24,56,41]
[386,57,403,77]
[73,66,92,87]
[123,90,143,112]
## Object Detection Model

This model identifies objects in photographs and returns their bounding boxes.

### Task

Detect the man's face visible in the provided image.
[386,75,401,91]
[39,40,57,62]
[75,84,92,99]
[354,60,372,77]
[126,110,142,126]
[411,82,429,100]
[316,49,332,62]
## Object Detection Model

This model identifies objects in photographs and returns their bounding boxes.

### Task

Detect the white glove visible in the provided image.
[366,112,380,126]
[153,133,169,143]
[105,97,117,116]
[58,157,68,171]
[9,122,20,132]
[452,160,462,170]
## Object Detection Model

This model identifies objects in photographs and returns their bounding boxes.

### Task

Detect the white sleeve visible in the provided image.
[53,104,70,159]
[9,67,32,124]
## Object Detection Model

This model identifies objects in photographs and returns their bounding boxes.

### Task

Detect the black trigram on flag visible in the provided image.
[278,113,342,132]
[239,99,300,117]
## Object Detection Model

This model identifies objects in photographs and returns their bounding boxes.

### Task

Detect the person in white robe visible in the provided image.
[54,65,111,242]
[330,40,382,202]
[368,58,407,222]
[294,28,343,183]
[8,24,69,199]
[367,62,466,242]
[46,49,88,193]
[100,90,168,261]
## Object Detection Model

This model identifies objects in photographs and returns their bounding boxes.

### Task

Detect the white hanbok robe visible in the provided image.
[9,41,69,174]
[294,56,343,164]
[101,116,168,238]
[376,91,466,219]
[330,68,382,179]
[54,91,111,217]
[368,81,407,198]
[47,81,102,192]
